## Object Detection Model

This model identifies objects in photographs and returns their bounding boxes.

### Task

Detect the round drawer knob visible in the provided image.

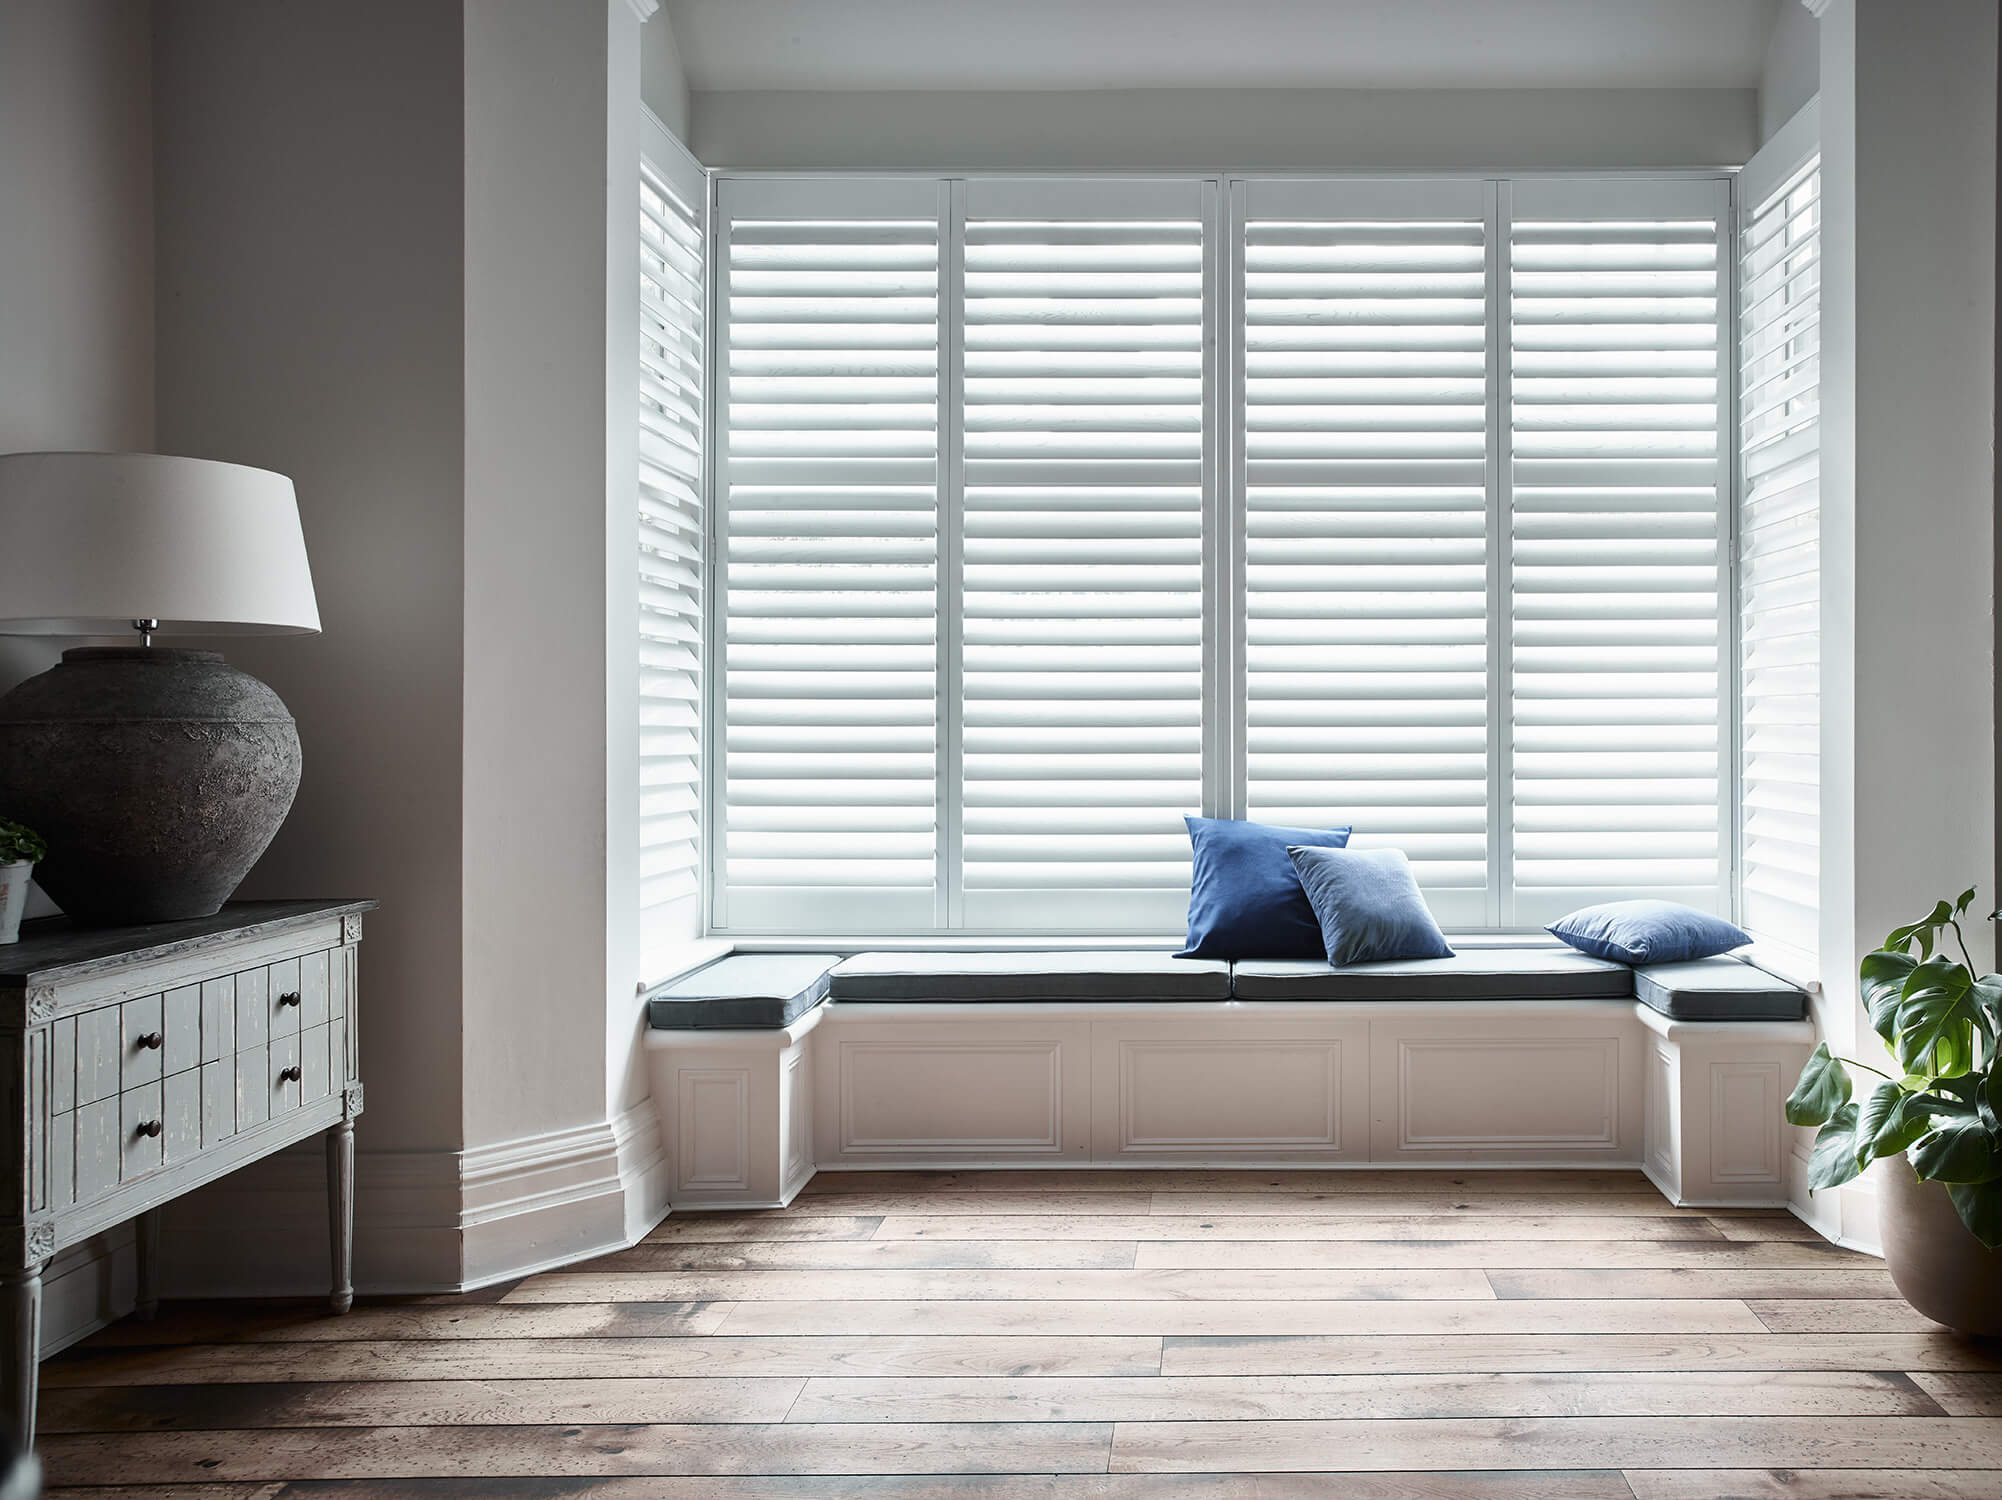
[134,1119,162,1139]
[278,1065,303,1083]
[278,991,302,1009]
[136,1032,163,1050]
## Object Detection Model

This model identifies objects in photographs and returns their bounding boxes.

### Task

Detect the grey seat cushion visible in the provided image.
[830,951,1232,1002]
[647,953,838,1029]
[1633,955,1808,1021]
[1231,949,1635,1001]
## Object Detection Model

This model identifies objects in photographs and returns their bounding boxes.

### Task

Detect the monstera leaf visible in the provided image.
[1949,1182,2002,1249]
[1910,1114,2002,1184]
[1786,1042,1852,1127]
[1854,1080,1930,1167]
[1807,1103,1863,1192]
[1861,949,1919,1047]
[1892,955,1994,1076]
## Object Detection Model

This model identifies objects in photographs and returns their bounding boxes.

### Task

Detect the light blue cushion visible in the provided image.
[1547,900,1751,965]
[1286,846,1454,966]
[1179,816,1353,960]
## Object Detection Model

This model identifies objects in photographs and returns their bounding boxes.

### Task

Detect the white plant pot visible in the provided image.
[0,861,31,944]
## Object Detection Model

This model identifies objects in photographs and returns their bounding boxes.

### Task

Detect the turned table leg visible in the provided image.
[135,1210,161,1321]
[0,1259,44,1449]
[326,1118,354,1314]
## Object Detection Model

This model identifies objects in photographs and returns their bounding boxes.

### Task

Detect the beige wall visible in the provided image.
[690,85,1759,171]
[152,0,470,1286]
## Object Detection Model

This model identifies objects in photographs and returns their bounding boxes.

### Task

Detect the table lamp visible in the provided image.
[0,452,320,926]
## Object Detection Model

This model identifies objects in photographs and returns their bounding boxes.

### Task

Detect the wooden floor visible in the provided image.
[37,1169,2002,1498]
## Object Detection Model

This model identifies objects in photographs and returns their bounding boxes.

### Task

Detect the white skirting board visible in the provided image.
[648,999,1816,1209]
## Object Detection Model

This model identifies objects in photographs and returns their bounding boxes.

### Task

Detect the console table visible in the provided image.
[0,899,372,1444]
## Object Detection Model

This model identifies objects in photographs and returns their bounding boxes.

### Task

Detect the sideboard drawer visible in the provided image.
[120,1082,163,1181]
[119,994,166,1090]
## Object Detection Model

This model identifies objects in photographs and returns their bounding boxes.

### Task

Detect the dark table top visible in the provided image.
[0,900,377,989]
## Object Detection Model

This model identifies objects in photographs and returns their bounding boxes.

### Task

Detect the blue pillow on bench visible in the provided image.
[1547,899,1751,965]
[1288,845,1455,966]
[1179,816,1352,959]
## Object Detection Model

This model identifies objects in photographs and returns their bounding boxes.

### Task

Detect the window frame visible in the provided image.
[702,170,1741,941]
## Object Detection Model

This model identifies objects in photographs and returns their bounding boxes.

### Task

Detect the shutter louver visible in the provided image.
[716,182,942,931]
[1239,183,1491,924]
[1739,157,1821,965]
[959,183,1209,930]
[1507,183,1730,922]
[639,152,705,969]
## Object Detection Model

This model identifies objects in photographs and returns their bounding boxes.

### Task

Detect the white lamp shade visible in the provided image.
[0,451,320,636]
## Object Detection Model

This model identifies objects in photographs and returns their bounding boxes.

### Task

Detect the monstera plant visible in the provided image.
[1786,888,2002,1249]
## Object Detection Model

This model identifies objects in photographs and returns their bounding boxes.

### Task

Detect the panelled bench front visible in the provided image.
[644,948,1813,1214]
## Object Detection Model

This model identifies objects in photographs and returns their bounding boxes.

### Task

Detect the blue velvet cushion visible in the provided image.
[1178,816,1353,959]
[1286,845,1455,966]
[1547,899,1752,964]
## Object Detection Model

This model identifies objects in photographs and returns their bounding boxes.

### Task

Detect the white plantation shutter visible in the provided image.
[1237,180,1491,925]
[1506,180,1731,923]
[714,180,943,931]
[958,180,1211,930]
[1738,114,1821,968]
[638,132,705,974]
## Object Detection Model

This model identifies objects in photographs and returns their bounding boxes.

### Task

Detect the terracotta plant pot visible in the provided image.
[1878,1154,2002,1336]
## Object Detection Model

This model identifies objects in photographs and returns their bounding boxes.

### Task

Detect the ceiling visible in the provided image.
[663,0,1783,93]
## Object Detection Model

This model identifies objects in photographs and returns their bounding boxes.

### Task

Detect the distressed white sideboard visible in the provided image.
[0,899,372,1445]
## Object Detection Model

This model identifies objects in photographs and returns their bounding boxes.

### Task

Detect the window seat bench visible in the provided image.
[644,948,1814,1215]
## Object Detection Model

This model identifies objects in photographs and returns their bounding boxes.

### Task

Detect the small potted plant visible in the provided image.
[0,818,48,945]
[1787,888,2002,1334]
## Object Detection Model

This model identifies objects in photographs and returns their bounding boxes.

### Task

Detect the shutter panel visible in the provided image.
[639,141,705,973]
[1506,180,1730,922]
[1739,153,1821,965]
[958,180,1211,930]
[715,180,943,931]
[1239,180,1491,925]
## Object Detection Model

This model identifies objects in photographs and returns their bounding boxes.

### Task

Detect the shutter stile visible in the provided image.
[1507,182,1730,922]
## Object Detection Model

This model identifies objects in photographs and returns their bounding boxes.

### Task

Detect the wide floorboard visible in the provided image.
[39,1168,2002,1497]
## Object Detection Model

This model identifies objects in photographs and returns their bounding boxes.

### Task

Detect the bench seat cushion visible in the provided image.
[1231,949,1635,1001]
[831,951,1232,1002]
[1633,956,1809,1021]
[647,953,838,1029]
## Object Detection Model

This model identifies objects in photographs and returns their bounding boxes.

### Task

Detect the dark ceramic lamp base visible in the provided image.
[0,648,302,926]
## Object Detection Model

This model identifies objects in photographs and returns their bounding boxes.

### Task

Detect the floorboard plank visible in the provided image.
[644,1215,885,1242]
[1747,1300,1948,1334]
[503,1267,1496,1304]
[1624,1472,2002,1499]
[1489,1268,1901,1299]
[1160,1331,2002,1376]
[44,1335,1165,1386]
[577,1240,1141,1272]
[1908,1372,2002,1417]
[37,1423,1119,1482]
[786,1370,1943,1423]
[871,1214,1726,1243]
[71,1301,733,1348]
[712,1298,1768,1338]
[1135,1239,1868,1270]
[1106,1416,2002,1474]
[1145,1192,1717,1217]
[38,1474,1640,1499]
[39,1377,809,1432]
[799,1169,1661,1196]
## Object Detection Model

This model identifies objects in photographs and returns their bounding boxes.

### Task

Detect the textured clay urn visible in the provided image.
[1878,1154,2002,1337]
[0,647,302,926]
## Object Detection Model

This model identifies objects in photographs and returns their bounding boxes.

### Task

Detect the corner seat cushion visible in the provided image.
[647,953,838,1029]
[1633,955,1808,1021]
[1231,949,1634,1001]
[830,951,1232,1002]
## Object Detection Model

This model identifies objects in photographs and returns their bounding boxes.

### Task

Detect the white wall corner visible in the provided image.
[624,0,661,19]
[1800,0,1831,17]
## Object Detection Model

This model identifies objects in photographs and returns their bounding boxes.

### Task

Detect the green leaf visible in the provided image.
[1958,887,1981,916]
[1975,975,2002,1039]
[1948,1183,2002,1249]
[1787,1042,1852,1128]
[1861,949,1919,1046]
[1910,1115,2002,1184]
[1855,1080,1929,1166]
[1807,1104,1864,1192]
[1894,956,1992,1075]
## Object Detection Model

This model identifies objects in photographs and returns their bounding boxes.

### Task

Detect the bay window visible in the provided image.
[710,173,1732,937]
